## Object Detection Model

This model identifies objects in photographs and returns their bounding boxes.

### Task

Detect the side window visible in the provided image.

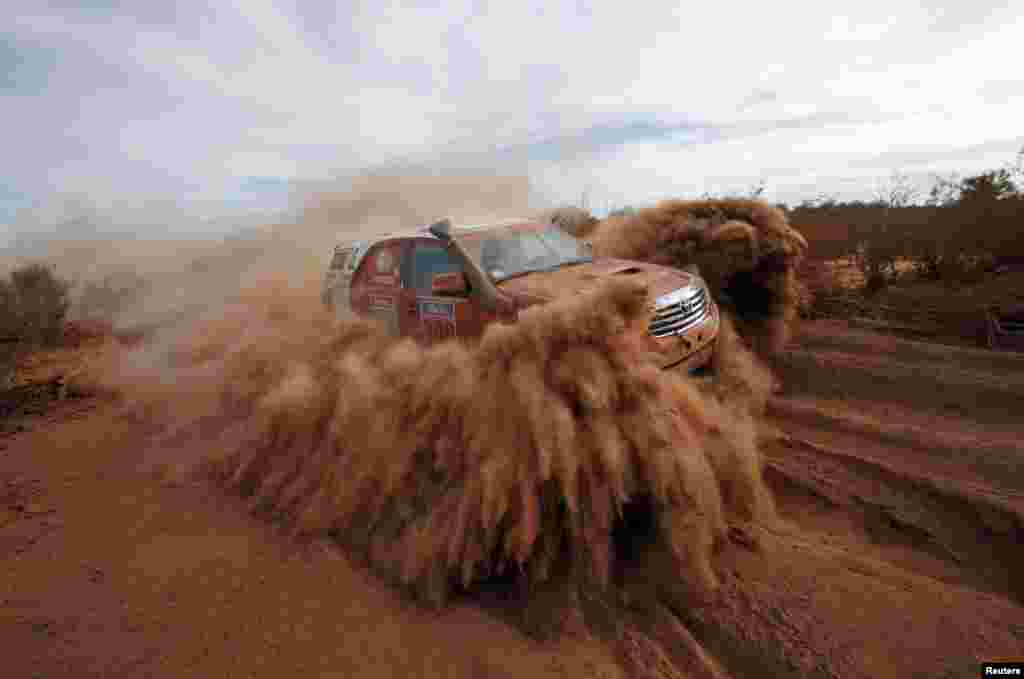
[357,241,403,287]
[346,241,369,274]
[330,248,351,271]
[412,244,461,292]
[375,248,397,276]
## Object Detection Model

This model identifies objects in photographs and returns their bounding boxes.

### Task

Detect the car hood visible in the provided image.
[495,258,697,306]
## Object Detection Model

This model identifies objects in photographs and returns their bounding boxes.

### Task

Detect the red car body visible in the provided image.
[322,219,720,371]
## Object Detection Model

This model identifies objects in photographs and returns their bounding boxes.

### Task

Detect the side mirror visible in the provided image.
[431,271,469,296]
[428,218,452,242]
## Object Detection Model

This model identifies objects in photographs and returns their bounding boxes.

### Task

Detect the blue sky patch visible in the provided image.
[519,120,695,162]
[0,34,59,96]
[0,182,33,224]
[224,176,292,210]
[68,0,119,12]
[50,0,118,9]
[237,176,291,193]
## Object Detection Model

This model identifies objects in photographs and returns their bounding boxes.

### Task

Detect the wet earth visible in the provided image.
[2,320,1023,679]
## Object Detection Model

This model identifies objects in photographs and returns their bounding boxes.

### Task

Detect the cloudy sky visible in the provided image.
[2,0,1023,240]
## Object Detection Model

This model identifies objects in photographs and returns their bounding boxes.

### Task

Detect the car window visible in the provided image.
[465,226,592,281]
[357,241,402,288]
[330,248,351,270]
[375,248,397,275]
[346,241,369,274]
[412,244,461,291]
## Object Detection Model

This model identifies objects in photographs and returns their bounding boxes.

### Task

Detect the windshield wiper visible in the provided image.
[539,258,592,272]
[492,269,536,283]
[492,257,592,281]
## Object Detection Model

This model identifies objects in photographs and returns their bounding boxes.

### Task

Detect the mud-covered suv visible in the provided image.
[322,218,720,371]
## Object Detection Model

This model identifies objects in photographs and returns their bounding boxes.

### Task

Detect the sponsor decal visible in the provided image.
[418,300,455,321]
[376,249,396,274]
[369,295,394,310]
[425,319,457,339]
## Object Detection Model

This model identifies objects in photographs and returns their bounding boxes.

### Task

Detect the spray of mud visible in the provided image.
[571,200,809,356]
[86,274,774,615]
[57,178,776,638]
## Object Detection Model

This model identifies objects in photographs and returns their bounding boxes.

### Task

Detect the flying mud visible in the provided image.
[9,183,1024,677]
[85,272,776,613]
[566,200,810,357]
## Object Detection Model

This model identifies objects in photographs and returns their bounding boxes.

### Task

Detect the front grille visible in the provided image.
[649,286,710,338]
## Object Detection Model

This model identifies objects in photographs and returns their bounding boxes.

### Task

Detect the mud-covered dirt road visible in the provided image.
[2,320,1023,679]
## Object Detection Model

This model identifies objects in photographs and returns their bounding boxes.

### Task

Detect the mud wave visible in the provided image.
[574,200,809,356]
[91,274,774,608]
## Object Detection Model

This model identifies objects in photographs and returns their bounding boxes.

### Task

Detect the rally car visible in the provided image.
[322,218,721,372]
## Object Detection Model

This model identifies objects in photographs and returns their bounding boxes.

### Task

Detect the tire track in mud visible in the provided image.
[764,433,1024,603]
[770,321,1024,427]
[772,347,1024,426]
[768,397,1024,499]
[765,322,1024,608]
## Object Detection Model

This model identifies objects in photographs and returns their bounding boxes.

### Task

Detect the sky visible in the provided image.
[2,0,1023,243]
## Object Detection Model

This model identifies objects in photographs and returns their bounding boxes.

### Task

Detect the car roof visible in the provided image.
[339,217,546,249]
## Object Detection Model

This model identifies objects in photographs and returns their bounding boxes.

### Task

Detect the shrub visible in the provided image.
[0,280,19,386]
[0,278,18,341]
[1,263,72,348]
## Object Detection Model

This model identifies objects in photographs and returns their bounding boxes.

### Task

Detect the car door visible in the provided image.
[323,244,357,313]
[401,239,477,344]
[349,239,404,335]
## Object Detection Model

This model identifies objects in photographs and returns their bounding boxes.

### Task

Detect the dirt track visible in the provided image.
[2,320,1023,678]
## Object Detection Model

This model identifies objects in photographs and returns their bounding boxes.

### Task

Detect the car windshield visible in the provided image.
[462,226,593,282]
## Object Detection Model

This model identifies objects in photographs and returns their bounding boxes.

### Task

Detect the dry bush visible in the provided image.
[0,280,18,386]
[93,276,774,609]
[0,278,18,341]
[0,264,72,386]
[0,263,71,348]
[581,199,809,356]
[790,199,1024,287]
[796,259,851,318]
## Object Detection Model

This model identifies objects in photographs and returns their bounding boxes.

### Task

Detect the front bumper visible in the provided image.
[653,301,720,371]
[664,338,717,373]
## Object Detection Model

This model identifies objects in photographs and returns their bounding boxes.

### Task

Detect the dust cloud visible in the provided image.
[66,178,777,633]
[8,175,533,335]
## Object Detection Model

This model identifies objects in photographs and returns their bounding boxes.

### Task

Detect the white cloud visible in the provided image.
[2,0,1023,234]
